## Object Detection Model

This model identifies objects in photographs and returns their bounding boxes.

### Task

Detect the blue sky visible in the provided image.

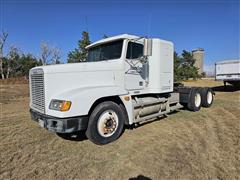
[1,0,239,66]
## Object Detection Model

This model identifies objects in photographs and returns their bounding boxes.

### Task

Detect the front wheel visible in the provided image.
[86,101,125,145]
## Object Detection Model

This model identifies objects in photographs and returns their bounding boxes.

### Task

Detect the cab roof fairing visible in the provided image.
[85,34,140,49]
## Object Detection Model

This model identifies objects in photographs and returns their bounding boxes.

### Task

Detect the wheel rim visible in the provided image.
[195,93,201,107]
[207,91,213,104]
[97,110,119,138]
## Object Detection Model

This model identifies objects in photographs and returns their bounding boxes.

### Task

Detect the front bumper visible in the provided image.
[30,109,88,133]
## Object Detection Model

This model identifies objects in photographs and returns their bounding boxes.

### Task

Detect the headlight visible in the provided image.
[49,100,71,112]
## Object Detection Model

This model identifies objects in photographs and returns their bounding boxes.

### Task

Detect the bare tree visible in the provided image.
[6,46,20,79]
[40,42,52,65]
[40,43,61,65]
[0,31,8,79]
[51,46,61,64]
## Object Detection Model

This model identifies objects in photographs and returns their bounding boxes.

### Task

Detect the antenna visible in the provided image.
[85,16,89,32]
[147,13,152,38]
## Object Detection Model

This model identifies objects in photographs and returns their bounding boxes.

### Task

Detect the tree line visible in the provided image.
[0,32,62,79]
[0,31,200,81]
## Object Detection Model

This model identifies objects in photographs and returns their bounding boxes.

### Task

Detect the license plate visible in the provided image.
[39,119,44,128]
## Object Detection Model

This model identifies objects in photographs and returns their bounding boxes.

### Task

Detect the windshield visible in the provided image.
[87,40,123,62]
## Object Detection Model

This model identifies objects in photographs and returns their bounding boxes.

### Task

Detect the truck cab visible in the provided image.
[30,34,214,145]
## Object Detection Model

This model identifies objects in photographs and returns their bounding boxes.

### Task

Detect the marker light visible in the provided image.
[60,101,72,112]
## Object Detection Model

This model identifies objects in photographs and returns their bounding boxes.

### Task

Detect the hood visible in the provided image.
[32,61,120,74]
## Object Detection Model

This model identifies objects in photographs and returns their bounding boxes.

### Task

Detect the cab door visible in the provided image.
[124,41,147,90]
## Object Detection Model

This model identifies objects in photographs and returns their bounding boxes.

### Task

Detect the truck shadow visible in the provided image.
[57,111,180,141]
[129,175,152,180]
[212,85,240,92]
[57,131,88,141]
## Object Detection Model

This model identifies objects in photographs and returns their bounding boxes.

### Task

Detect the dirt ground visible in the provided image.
[0,79,239,179]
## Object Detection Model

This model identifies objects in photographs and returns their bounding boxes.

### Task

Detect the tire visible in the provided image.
[200,87,214,108]
[86,101,125,145]
[187,88,202,111]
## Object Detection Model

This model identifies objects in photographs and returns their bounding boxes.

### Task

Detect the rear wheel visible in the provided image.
[86,101,125,145]
[200,87,214,108]
[187,88,202,111]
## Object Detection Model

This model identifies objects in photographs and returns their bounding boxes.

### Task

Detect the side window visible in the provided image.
[126,42,143,59]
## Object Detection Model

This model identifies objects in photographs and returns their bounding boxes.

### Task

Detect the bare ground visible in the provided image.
[0,79,239,179]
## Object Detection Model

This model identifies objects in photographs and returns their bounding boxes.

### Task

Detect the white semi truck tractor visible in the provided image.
[29,34,214,145]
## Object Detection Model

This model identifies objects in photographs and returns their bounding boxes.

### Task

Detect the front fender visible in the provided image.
[46,86,128,118]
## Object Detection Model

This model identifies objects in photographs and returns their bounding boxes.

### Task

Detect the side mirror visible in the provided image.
[143,38,152,56]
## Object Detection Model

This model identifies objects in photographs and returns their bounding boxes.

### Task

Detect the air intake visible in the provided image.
[30,68,45,113]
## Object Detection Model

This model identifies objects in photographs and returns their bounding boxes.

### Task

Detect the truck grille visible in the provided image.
[30,69,45,113]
